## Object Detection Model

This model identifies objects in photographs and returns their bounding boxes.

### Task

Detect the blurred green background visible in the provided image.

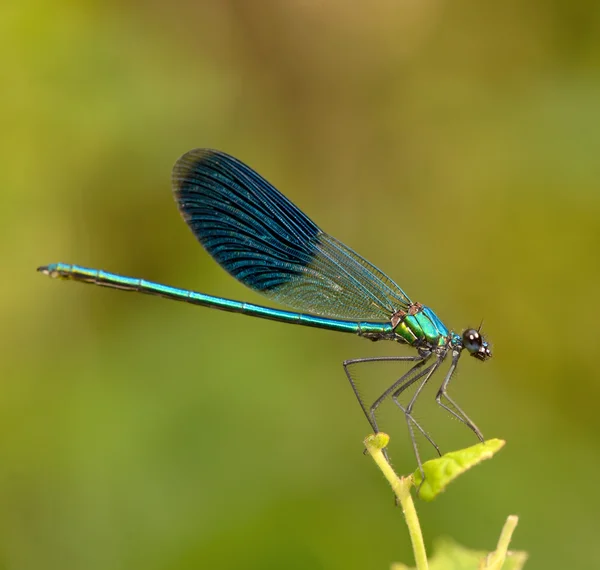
[3,1,600,568]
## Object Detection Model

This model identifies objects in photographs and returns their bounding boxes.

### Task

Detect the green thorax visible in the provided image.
[394,305,450,347]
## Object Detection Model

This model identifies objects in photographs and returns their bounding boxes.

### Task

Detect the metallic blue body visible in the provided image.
[38,148,491,473]
[40,263,395,336]
[41,148,454,350]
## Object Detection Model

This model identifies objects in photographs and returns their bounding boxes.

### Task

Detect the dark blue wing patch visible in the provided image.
[172,149,410,320]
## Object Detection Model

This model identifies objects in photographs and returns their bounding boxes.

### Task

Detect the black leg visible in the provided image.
[391,358,443,481]
[343,354,426,434]
[435,350,484,442]
[392,358,442,456]
[343,354,427,465]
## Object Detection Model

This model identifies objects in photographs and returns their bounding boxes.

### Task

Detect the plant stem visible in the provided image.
[364,434,428,570]
[484,515,519,569]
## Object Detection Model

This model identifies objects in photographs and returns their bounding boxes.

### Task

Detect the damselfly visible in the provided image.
[38,149,492,472]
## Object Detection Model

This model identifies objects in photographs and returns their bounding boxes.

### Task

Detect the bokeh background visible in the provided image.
[3,1,600,568]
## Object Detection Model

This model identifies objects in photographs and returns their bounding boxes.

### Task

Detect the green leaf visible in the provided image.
[413,439,505,501]
[391,536,527,570]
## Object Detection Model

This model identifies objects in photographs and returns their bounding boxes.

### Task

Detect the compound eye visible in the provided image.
[462,329,482,354]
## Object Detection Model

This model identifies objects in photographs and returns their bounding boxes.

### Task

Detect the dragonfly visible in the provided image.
[38,148,491,473]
